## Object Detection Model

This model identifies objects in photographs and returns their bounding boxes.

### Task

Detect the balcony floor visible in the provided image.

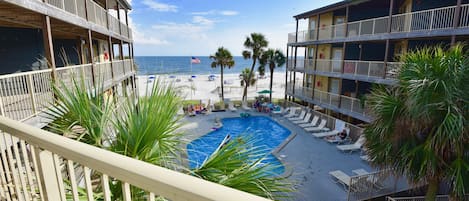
[179,110,410,201]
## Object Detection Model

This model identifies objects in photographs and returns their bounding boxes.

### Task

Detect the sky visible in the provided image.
[129,0,341,56]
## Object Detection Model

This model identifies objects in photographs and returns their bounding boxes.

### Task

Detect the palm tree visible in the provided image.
[364,44,469,200]
[242,33,268,101]
[260,49,286,102]
[240,68,256,88]
[192,135,294,200]
[210,47,235,101]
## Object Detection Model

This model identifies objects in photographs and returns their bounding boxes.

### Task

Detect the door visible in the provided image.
[309,19,316,40]
[331,48,343,72]
[399,0,413,32]
[307,47,315,70]
[334,16,346,38]
[328,78,340,106]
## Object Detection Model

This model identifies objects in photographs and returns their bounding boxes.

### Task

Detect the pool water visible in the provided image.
[187,116,291,175]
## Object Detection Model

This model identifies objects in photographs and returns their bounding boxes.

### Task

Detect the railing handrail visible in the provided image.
[0,116,271,201]
[288,3,467,43]
[392,4,457,18]
[0,68,52,79]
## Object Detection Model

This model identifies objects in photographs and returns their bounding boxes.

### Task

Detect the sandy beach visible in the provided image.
[136,72,299,102]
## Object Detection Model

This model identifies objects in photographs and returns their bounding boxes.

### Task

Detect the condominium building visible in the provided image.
[0,1,274,200]
[0,0,135,126]
[286,0,468,125]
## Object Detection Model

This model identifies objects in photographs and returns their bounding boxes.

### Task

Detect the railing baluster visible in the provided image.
[19,140,36,200]
[101,174,111,201]
[2,132,23,201]
[52,154,66,200]
[83,166,94,201]
[67,160,80,201]
[122,182,131,201]
[28,146,44,201]
[0,132,13,201]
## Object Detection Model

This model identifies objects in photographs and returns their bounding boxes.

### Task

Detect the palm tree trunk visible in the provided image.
[221,66,224,101]
[244,58,257,101]
[269,65,274,102]
[425,178,440,201]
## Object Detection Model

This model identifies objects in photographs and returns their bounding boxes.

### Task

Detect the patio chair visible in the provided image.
[228,102,237,112]
[283,107,299,118]
[305,119,329,132]
[324,128,351,144]
[313,130,340,138]
[288,110,306,121]
[292,112,312,124]
[337,135,366,153]
[298,116,319,128]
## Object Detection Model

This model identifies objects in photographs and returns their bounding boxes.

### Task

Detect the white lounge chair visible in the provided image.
[283,107,299,118]
[337,135,366,153]
[228,102,237,112]
[329,170,351,189]
[292,113,311,124]
[316,127,349,139]
[329,170,368,192]
[288,110,306,121]
[298,116,319,128]
[305,119,329,132]
[241,101,251,110]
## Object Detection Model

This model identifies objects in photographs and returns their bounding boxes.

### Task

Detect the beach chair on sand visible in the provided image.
[228,102,237,112]
[305,119,329,132]
[337,135,366,153]
[292,113,311,124]
[283,107,299,118]
[298,116,319,128]
[288,110,306,121]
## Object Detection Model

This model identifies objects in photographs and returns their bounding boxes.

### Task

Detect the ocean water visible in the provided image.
[134,56,285,75]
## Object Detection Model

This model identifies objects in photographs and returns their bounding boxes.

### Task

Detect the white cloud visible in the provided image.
[192,16,215,26]
[190,10,239,16]
[142,0,177,12]
[219,10,238,16]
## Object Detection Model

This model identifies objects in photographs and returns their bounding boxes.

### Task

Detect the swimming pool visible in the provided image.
[187,116,291,175]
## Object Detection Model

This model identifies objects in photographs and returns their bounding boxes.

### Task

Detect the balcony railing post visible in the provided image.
[429,10,435,30]
[27,74,37,114]
[35,150,64,201]
[358,22,362,36]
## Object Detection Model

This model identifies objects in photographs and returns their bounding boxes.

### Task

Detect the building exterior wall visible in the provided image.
[314,75,329,91]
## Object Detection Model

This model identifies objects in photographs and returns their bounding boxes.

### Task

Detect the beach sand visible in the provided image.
[136,72,301,102]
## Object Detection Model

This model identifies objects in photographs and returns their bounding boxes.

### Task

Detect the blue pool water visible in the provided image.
[187,116,291,175]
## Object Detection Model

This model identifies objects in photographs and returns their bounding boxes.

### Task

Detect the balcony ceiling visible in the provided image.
[0,1,42,29]
[294,0,370,19]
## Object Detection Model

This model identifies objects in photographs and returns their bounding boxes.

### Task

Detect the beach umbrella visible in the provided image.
[257,90,272,94]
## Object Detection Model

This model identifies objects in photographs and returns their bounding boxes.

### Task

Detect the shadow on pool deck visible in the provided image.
[179,111,409,201]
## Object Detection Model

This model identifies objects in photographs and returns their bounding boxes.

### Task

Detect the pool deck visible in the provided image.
[179,110,408,201]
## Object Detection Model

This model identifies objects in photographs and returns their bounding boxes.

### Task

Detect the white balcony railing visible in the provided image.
[112,60,125,80]
[340,95,367,116]
[460,4,469,27]
[123,59,133,75]
[315,59,343,73]
[0,116,271,201]
[288,4,467,43]
[386,195,469,201]
[347,16,389,37]
[391,5,456,33]
[0,69,54,121]
[313,89,340,107]
[318,24,346,40]
[0,61,133,122]
[45,0,131,39]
